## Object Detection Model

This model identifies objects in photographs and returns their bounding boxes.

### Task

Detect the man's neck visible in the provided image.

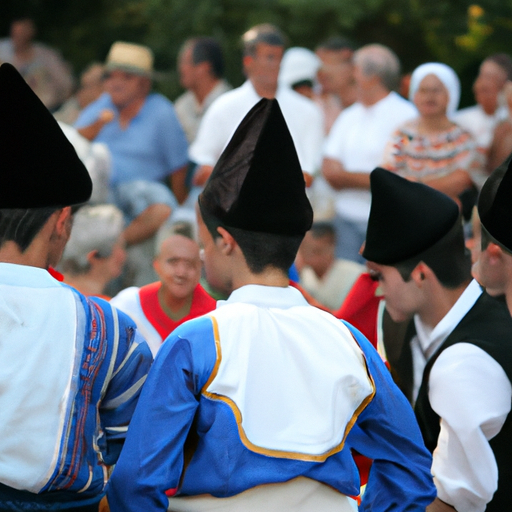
[13,41,33,61]
[158,285,193,321]
[193,77,220,105]
[250,79,277,100]
[360,87,389,107]
[0,239,49,269]
[337,83,357,108]
[418,280,471,329]
[117,96,146,128]
[231,265,290,291]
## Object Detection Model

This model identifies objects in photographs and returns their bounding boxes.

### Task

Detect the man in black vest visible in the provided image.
[474,154,512,315]
[363,168,512,512]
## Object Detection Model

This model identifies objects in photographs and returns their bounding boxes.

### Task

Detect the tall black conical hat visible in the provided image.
[199,98,313,235]
[0,63,92,208]
[478,153,512,252]
[363,168,460,264]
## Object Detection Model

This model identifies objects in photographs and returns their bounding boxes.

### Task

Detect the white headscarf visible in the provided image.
[408,62,460,118]
[278,47,321,89]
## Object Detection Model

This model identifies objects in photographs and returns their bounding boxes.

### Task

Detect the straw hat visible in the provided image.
[105,41,154,77]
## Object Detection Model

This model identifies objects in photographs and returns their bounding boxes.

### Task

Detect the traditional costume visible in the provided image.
[111,282,216,356]
[0,63,152,511]
[363,168,512,512]
[107,99,436,512]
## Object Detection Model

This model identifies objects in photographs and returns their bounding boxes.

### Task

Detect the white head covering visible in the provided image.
[279,47,321,89]
[408,62,460,118]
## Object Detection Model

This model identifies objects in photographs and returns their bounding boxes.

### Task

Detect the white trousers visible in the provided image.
[168,477,358,512]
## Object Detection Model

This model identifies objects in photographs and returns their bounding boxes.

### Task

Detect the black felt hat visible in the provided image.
[198,98,313,235]
[478,153,512,252]
[0,63,92,208]
[362,168,460,264]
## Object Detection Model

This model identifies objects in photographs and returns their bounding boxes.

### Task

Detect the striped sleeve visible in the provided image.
[98,303,153,465]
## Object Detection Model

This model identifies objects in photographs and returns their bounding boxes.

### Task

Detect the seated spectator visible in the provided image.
[75,41,189,241]
[382,62,482,218]
[59,204,126,299]
[297,221,364,310]
[0,17,73,111]
[111,229,216,356]
[75,41,189,288]
[454,53,512,177]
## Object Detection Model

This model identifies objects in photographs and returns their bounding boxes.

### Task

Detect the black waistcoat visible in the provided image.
[414,291,512,512]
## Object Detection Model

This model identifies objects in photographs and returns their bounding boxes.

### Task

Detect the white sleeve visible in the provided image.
[297,103,324,175]
[188,99,227,166]
[429,342,511,512]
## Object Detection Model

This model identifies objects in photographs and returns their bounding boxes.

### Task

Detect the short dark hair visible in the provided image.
[394,220,471,288]
[242,24,286,57]
[190,37,225,79]
[485,53,512,81]
[316,36,356,53]
[309,221,336,243]
[201,206,302,274]
[0,207,57,252]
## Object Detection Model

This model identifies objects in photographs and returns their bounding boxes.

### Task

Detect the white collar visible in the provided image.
[414,279,482,359]
[218,284,308,310]
[0,262,60,288]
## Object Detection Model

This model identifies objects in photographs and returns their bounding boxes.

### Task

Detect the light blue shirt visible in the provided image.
[76,92,189,185]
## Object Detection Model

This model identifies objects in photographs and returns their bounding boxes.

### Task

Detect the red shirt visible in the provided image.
[139,282,216,341]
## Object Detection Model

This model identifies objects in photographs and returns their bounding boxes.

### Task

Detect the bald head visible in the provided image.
[154,234,202,301]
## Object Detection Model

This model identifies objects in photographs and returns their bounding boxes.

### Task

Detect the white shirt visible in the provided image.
[189,80,324,174]
[110,286,162,357]
[300,259,365,310]
[174,79,231,144]
[323,92,417,223]
[454,104,507,153]
[411,280,511,512]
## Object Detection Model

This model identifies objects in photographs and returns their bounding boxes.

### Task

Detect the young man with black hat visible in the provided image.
[474,154,512,315]
[0,63,152,511]
[106,99,435,511]
[363,167,512,512]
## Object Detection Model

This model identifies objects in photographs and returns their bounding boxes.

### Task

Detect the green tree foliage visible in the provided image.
[2,0,512,106]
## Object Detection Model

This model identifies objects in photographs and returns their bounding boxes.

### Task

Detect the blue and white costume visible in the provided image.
[108,285,435,511]
[0,263,153,510]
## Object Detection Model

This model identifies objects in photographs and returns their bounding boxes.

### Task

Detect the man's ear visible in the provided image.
[243,55,254,74]
[216,226,236,255]
[54,207,73,238]
[410,262,429,286]
[86,249,99,265]
[485,242,504,263]
[153,256,163,277]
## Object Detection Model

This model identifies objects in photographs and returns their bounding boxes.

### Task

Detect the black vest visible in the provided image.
[414,292,512,512]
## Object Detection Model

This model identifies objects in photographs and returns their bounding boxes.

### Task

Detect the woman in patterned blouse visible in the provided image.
[382,63,483,217]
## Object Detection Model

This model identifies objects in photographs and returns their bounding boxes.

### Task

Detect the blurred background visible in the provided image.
[1,0,511,107]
